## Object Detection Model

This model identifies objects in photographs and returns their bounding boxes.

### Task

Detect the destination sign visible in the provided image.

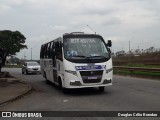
[68,38,97,44]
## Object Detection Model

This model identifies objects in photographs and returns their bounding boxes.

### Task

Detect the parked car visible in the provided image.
[22,61,40,74]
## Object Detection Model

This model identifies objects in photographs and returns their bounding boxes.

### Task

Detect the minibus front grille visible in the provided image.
[80,70,103,83]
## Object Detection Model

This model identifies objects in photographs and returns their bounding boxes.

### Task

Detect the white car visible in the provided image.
[22,61,40,74]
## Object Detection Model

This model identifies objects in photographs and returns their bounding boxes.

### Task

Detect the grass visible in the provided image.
[114,70,160,79]
[4,65,22,68]
[126,63,160,68]
[114,63,160,79]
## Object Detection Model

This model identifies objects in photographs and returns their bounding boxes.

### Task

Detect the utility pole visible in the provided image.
[129,40,130,54]
[24,52,25,60]
[31,48,32,60]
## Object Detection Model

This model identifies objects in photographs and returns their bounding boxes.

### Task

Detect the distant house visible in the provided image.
[6,56,20,65]
[115,51,125,56]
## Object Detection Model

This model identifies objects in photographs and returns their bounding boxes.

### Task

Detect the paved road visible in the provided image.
[1,68,160,120]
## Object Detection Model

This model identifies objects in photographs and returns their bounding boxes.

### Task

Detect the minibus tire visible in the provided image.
[99,87,105,92]
[44,72,50,84]
[58,78,62,90]
[62,88,69,94]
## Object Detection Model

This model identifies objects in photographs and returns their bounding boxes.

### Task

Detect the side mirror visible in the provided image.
[107,40,112,47]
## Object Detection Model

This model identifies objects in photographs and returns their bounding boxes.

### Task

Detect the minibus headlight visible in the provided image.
[106,68,113,74]
[103,79,112,84]
[65,70,78,76]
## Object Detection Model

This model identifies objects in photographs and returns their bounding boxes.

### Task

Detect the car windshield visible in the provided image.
[27,62,39,66]
[64,37,110,60]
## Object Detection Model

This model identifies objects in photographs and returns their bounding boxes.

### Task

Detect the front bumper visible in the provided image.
[27,69,40,73]
[64,78,112,88]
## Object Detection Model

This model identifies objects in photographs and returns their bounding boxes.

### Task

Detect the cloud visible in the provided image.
[49,25,68,31]
[0,4,11,14]
[116,7,158,29]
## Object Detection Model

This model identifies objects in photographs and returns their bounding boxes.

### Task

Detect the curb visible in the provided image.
[0,81,32,106]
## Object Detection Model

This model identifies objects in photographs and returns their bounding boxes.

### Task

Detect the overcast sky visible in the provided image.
[1,0,160,60]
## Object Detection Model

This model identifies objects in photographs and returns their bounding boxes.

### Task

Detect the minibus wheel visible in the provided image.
[99,87,105,92]
[58,77,69,94]
[62,88,69,94]
[58,78,62,90]
[44,72,50,84]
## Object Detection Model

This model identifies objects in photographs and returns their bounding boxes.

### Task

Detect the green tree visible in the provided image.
[0,30,27,72]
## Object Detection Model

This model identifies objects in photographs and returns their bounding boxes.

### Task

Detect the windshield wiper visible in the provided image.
[71,55,107,59]
[72,55,87,58]
[87,55,107,59]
